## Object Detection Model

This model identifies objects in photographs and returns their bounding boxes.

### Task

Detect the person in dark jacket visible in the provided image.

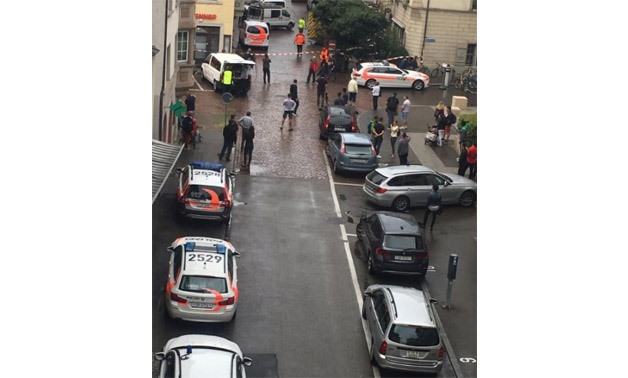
[397,132,410,165]
[242,124,255,168]
[457,142,468,176]
[422,184,442,230]
[218,115,238,161]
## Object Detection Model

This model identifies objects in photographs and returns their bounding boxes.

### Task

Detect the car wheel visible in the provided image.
[459,190,476,207]
[333,159,339,174]
[356,223,363,240]
[430,68,440,78]
[392,195,410,212]
[412,80,425,91]
[287,22,294,30]
[365,79,376,89]
[367,251,377,274]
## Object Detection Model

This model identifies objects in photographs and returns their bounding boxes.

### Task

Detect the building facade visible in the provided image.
[193,0,237,65]
[153,0,181,143]
[382,0,477,70]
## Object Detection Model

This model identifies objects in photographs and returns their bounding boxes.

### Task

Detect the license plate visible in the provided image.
[394,256,413,261]
[190,302,214,309]
[350,159,367,163]
[405,350,422,359]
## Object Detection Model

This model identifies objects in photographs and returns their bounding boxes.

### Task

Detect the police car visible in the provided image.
[352,61,430,91]
[164,237,240,322]
[155,334,252,378]
[177,161,233,223]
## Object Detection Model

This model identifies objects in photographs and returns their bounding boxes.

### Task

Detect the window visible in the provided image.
[282,9,291,17]
[403,174,428,186]
[270,10,280,17]
[247,26,260,34]
[177,31,189,62]
[180,275,227,293]
[173,248,183,280]
[387,177,404,186]
[166,44,172,80]
[228,251,234,281]
[425,174,445,186]
[466,44,477,66]
[385,234,421,250]
[188,185,225,201]
[367,171,388,185]
[210,57,221,71]
[164,352,176,378]
[344,144,372,155]
[388,324,440,347]
[372,290,387,320]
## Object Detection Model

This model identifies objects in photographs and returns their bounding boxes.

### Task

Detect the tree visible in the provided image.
[459,113,477,145]
[312,0,389,56]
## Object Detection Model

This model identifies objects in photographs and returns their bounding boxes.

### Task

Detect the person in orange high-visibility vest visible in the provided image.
[294,32,306,58]
[319,46,329,64]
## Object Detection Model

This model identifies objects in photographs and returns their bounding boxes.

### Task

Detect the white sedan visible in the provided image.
[352,61,430,91]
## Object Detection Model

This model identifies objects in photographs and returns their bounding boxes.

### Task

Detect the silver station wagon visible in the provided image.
[363,165,477,211]
[362,284,443,374]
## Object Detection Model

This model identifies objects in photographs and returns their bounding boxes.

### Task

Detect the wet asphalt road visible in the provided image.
[153,2,476,377]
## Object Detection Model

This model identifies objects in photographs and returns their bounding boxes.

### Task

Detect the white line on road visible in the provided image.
[323,150,380,378]
[333,182,363,187]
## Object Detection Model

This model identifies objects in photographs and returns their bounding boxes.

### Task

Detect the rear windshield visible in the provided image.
[385,234,423,250]
[389,324,440,347]
[179,275,227,294]
[188,185,225,201]
[330,116,351,126]
[345,144,372,155]
[367,171,389,185]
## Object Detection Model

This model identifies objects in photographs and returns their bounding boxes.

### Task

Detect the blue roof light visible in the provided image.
[215,244,226,254]
[191,161,224,171]
[184,242,196,252]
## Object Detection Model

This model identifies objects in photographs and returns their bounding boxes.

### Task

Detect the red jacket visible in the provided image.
[466,145,477,164]
[309,61,319,72]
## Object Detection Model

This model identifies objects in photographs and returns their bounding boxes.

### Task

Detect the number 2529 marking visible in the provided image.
[187,253,222,263]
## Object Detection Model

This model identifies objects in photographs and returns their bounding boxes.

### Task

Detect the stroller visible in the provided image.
[424,123,438,145]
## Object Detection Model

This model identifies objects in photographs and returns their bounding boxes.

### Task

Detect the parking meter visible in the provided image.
[447,254,459,280]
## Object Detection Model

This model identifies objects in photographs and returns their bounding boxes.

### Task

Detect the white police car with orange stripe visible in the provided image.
[164,237,240,322]
[352,61,430,91]
[177,161,233,223]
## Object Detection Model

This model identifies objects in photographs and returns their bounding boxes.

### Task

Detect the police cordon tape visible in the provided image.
[251,50,320,56]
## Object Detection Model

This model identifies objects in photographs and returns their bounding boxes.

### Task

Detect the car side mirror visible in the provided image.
[166,246,175,253]
[154,352,166,361]
[443,181,450,186]
[430,299,439,305]
[176,168,184,173]
[364,292,373,298]
[243,357,253,367]
[233,250,241,257]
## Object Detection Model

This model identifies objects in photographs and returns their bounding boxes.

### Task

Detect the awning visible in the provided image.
[153,140,184,204]
[392,17,406,29]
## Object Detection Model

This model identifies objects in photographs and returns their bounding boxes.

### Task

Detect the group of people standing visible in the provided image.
[217,112,256,169]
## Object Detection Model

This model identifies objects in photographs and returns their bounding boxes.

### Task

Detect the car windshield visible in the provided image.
[188,185,225,201]
[389,324,440,347]
[385,234,423,250]
[435,172,453,183]
[179,275,227,293]
[345,144,372,155]
[366,171,388,185]
[330,116,351,126]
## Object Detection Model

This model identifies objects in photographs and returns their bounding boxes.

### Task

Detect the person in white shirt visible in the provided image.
[400,96,411,127]
[280,93,297,131]
[347,76,358,105]
[371,82,381,110]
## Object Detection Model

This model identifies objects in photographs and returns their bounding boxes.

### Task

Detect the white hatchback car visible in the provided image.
[155,335,252,378]
[352,61,430,91]
[164,237,240,322]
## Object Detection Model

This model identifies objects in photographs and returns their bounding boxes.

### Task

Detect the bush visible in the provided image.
[459,113,477,145]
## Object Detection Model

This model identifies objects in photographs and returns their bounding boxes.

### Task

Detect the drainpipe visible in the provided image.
[420,0,430,60]
[158,0,169,141]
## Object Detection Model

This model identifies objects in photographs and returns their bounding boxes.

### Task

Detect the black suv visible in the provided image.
[354,212,428,277]
[318,104,358,140]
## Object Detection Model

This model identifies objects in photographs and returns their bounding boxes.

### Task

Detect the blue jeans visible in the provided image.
[219,137,235,160]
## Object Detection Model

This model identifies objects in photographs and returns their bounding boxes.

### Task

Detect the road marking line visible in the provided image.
[345,233,356,237]
[193,76,205,91]
[333,182,363,187]
[323,150,380,378]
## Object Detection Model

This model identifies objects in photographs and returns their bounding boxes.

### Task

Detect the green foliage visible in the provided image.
[459,113,477,145]
[312,0,389,52]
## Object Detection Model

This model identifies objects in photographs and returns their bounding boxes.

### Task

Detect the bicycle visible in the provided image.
[430,63,447,78]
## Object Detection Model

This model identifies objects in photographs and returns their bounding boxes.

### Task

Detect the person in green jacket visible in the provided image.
[298,18,306,33]
[222,65,233,93]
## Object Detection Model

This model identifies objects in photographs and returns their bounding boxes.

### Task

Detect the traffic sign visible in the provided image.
[222,92,233,105]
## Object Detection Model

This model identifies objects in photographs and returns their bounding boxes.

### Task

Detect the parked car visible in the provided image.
[352,61,429,91]
[164,236,240,323]
[326,133,377,174]
[319,104,358,140]
[239,20,270,49]
[350,211,428,276]
[155,335,252,378]
[201,53,256,95]
[176,161,233,223]
[362,285,444,374]
[363,165,477,211]
[245,4,295,30]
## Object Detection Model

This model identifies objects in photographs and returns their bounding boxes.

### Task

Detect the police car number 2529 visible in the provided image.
[187,253,222,263]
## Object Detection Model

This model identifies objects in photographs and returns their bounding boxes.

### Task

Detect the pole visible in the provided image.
[443,280,453,309]
[158,0,169,142]
[420,0,431,61]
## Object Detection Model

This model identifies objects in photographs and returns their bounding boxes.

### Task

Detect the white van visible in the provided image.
[245,5,295,30]
[239,20,270,48]
[201,53,256,95]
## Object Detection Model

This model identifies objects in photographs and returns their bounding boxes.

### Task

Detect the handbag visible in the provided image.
[428,205,440,212]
